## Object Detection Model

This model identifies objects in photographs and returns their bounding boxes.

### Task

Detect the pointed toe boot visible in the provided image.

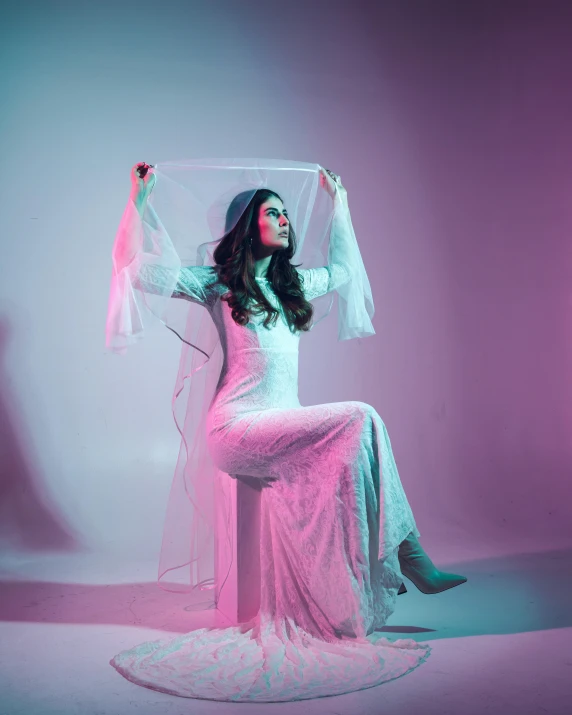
[398,532,467,595]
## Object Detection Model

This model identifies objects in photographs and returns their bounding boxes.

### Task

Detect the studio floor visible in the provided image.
[1,532,570,715]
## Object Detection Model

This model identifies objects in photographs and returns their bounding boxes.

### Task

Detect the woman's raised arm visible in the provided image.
[298,168,374,340]
[106,164,214,351]
[298,169,352,302]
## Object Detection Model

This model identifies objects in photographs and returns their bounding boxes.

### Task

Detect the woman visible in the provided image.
[108,161,466,702]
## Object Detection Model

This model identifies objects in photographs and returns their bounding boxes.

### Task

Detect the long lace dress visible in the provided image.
[110,262,431,702]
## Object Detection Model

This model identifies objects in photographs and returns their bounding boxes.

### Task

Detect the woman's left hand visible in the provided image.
[319,167,345,199]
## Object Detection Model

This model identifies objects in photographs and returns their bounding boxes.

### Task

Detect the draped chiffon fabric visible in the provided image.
[105,161,376,596]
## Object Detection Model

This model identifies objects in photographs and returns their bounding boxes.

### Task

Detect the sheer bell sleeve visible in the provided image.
[105,197,217,354]
[300,183,375,340]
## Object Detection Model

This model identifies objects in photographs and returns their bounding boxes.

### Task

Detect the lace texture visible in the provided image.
[110,265,430,701]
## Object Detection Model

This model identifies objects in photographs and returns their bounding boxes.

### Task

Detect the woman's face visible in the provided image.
[257,196,290,250]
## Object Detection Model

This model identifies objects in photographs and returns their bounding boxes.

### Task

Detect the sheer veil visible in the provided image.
[105,158,375,605]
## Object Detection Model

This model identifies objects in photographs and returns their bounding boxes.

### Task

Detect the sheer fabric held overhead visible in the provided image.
[105,158,375,602]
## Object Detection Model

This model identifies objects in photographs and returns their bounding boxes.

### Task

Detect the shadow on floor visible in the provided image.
[0,547,571,639]
[376,546,572,641]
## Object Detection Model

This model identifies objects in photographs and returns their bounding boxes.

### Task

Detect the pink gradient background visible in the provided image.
[1,1,572,711]
[2,0,570,563]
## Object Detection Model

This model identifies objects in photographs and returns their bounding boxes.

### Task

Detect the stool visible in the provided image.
[215,473,262,624]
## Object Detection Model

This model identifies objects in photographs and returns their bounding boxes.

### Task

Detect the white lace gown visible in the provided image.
[110,264,431,701]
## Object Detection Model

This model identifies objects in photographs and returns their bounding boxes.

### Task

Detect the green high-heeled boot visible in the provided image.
[398,532,467,595]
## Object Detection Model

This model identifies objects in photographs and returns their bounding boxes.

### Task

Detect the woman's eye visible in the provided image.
[267,209,287,220]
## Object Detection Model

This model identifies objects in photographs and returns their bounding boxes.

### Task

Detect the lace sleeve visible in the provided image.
[298,181,374,339]
[299,264,351,301]
[135,263,219,306]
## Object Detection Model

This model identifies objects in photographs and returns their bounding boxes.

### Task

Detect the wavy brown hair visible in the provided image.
[212,189,314,332]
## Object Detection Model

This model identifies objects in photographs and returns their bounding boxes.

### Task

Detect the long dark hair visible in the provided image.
[212,189,314,332]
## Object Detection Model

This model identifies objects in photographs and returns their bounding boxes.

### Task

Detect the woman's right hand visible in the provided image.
[130,162,156,202]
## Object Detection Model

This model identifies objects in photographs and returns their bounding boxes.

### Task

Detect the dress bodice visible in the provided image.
[135,262,350,423]
[208,277,303,421]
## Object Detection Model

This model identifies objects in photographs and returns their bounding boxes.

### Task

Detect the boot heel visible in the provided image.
[398,582,407,595]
